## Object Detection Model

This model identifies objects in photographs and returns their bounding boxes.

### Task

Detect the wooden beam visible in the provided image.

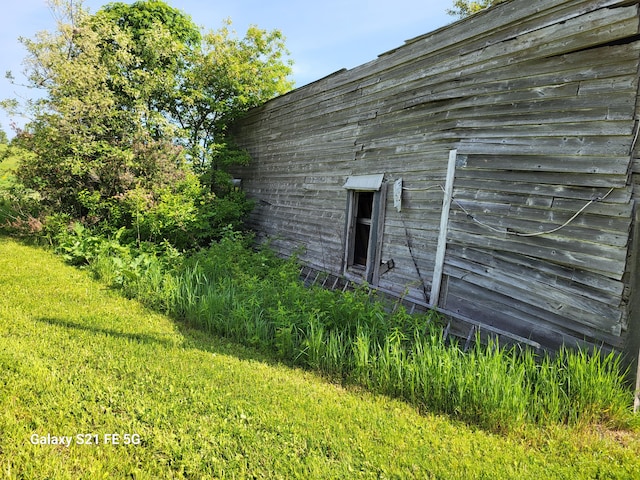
[625,200,640,411]
[430,149,457,307]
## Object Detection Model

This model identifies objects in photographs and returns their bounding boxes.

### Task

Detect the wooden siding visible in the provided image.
[231,0,640,351]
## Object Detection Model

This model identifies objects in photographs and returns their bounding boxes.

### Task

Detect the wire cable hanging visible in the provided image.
[403,184,616,237]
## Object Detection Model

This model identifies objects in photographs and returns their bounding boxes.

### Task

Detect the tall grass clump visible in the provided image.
[362,331,528,431]
[555,346,631,427]
[51,226,637,432]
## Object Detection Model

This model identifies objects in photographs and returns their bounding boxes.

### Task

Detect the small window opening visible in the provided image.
[342,176,387,285]
[353,192,374,266]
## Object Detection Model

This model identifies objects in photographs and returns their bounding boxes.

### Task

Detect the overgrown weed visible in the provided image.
[52,227,638,433]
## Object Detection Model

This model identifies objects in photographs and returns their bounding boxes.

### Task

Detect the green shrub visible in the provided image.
[114,174,253,249]
[0,185,44,236]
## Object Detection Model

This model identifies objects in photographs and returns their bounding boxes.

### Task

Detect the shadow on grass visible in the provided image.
[34,315,284,367]
[35,316,180,350]
[171,319,296,366]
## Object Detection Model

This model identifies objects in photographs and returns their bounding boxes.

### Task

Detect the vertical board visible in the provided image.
[430,150,457,307]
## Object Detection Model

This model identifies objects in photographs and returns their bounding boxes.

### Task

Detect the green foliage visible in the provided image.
[98,0,201,50]
[54,222,110,265]
[113,170,251,248]
[93,0,201,120]
[447,0,505,18]
[12,128,237,246]
[0,146,45,236]
[171,19,294,186]
[11,0,193,226]
[0,145,13,189]
[2,0,292,248]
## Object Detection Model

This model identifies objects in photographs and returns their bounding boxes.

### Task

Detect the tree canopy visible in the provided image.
[2,0,293,247]
[447,0,505,18]
[174,21,293,182]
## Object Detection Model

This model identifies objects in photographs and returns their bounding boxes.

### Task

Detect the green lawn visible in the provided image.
[1,236,639,478]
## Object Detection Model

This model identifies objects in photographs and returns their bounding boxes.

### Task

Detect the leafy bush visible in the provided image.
[0,185,45,236]
[114,173,251,249]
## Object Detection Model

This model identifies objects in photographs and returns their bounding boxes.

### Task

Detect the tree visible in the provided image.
[447,0,505,18]
[93,4,294,191]
[0,126,7,145]
[92,0,201,132]
[169,20,294,190]
[11,0,187,220]
[4,0,293,246]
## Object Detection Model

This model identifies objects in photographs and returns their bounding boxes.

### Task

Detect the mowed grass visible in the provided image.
[1,237,640,479]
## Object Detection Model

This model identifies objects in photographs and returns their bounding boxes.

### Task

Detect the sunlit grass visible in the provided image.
[0,144,19,191]
[0,237,638,477]
[2,236,640,478]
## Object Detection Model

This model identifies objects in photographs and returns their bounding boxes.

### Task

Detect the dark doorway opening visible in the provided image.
[353,192,374,266]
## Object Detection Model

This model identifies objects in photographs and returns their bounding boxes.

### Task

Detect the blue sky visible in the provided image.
[0,0,453,136]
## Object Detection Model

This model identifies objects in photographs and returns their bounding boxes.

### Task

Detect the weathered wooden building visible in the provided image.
[231,0,640,373]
